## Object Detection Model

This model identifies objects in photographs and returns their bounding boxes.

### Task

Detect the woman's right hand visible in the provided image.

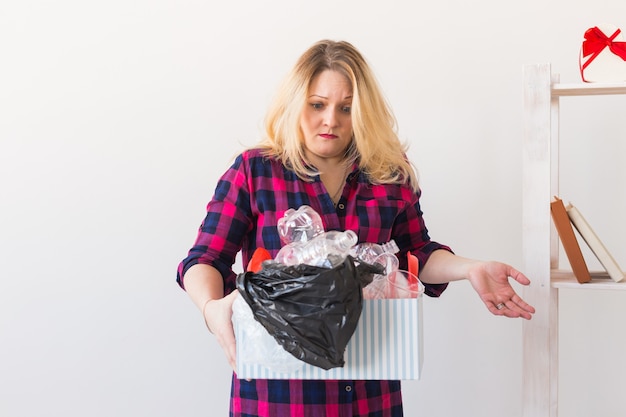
[203,290,240,371]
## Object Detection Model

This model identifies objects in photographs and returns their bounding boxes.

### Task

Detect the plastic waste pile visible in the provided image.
[247,204,421,300]
[233,205,421,373]
[275,206,400,281]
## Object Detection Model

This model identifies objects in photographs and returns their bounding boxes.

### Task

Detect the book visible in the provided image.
[550,197,591,283]
[566,202,626,283]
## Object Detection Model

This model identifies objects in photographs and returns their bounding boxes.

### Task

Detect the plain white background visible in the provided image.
[2,1,626,416]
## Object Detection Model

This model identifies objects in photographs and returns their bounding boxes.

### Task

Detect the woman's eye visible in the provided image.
[311,103,323,110]
[341,106,351,114]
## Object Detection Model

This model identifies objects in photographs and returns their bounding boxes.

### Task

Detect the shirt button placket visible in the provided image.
[340,382,354,417]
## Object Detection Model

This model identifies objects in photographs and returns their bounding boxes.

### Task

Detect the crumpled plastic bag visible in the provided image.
[236,256,382,370]
[232,295,304,374]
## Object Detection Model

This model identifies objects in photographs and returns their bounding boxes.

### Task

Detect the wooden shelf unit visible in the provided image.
[521,63,626,417]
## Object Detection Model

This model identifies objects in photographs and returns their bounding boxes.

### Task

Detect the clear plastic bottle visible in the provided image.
[277,205,325,244]
[274,230,358,268]
[350,240,400,274]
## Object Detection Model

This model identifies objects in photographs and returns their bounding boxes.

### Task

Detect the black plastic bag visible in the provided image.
[236,256,382,370]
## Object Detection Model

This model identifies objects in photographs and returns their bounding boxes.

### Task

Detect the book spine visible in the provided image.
[550,197,591,283]
[566,204,625,283]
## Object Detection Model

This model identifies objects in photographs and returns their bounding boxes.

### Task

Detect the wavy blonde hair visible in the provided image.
[257,39,419,191]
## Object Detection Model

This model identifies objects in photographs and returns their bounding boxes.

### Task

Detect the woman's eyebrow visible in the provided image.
[308,94,353,100]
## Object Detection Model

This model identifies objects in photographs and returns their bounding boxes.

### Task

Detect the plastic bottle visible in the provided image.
[351,240,400,274]
[277,205,325,244]
[274,230,359,268]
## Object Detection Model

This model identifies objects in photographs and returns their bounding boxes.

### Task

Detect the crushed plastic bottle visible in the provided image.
[277,206,325,244]
[274,230,359,268]
[351,240,400,275]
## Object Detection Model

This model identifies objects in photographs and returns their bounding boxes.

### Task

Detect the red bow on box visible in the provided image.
[581,26,626,70]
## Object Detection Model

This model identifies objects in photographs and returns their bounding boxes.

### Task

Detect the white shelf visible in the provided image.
[552,82,626,96]
[550,270,626,290]
[522,63,626,417]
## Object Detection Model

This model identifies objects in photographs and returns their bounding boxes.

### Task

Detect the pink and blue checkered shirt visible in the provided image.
[177,148,451,417]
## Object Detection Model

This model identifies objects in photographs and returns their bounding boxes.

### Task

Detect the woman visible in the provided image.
[177,39,535,417]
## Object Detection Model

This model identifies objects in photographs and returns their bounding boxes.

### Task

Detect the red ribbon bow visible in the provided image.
[581,26,626,70]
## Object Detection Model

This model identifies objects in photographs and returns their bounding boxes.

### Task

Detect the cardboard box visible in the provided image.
[234,297,423,380]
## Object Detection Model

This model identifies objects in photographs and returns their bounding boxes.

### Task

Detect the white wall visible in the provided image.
[2,1,626,416]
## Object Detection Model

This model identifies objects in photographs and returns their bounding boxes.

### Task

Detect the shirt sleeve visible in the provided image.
[176,153,252,293]
[393,187,452,298]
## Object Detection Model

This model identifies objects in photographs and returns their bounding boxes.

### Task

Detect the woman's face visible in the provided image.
[300,69,353,167]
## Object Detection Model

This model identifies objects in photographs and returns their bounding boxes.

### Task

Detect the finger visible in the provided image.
[225,293,239,370]
[502,298,534,320]
[209,291,239,370]
[226,338,237,372]
[216,321,238,371]
[488,297,535,320]
[510,293,536,314]
[508,268,531,285]
[506,307,532,320]
[486,301,508,316]
[225,327,237,369]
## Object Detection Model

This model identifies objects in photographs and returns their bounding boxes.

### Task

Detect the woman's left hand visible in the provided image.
[466,261,536,319]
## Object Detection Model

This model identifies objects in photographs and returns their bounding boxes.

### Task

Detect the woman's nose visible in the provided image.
[323,108,338,127]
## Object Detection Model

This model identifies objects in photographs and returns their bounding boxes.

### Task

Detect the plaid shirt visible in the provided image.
[177,148,451,417]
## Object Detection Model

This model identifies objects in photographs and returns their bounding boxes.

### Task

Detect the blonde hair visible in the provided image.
[257,39,419,191]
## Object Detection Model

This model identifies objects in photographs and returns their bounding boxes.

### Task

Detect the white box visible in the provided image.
[579,24,626,82]
[235,297,423,380]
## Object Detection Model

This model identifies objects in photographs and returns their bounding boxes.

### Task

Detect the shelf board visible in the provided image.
[552,82,626,96]
[551,270,626,290]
